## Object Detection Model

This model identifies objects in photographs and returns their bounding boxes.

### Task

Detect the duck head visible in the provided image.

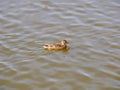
[61,40,68,45]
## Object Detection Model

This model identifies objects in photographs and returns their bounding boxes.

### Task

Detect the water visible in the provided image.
[0,0,120,90]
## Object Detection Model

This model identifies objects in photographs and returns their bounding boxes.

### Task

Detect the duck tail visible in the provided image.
[43,45,48,49]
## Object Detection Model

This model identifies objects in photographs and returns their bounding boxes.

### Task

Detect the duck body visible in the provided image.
[43,40,68,50]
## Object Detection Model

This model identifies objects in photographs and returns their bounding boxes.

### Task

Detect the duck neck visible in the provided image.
[62,43,67,48]
[61,43,65,46]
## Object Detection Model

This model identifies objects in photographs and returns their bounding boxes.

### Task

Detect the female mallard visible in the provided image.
[43,40,68,50]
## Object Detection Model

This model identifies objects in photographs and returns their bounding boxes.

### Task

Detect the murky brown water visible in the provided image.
[0,0,120,90]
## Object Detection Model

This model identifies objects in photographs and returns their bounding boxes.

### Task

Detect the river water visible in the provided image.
[0,0,120,90]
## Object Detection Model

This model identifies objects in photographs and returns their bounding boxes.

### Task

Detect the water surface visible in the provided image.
[0,0,120,90]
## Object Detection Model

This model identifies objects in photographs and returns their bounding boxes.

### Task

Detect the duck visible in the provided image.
[43,40,68,50]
